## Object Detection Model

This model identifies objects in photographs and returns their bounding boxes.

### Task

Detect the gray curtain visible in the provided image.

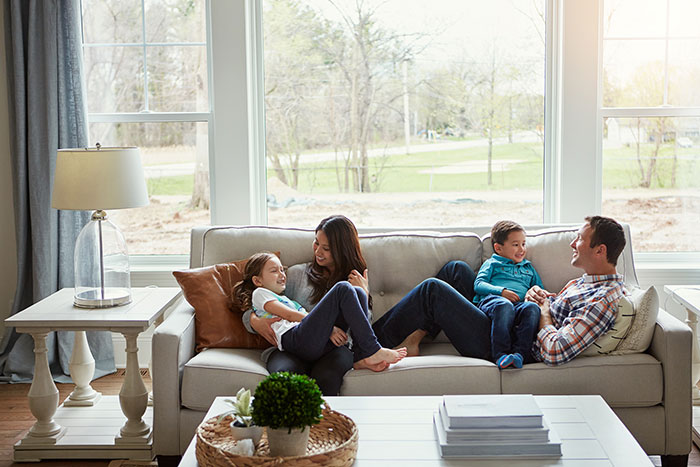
[0,0,116,383]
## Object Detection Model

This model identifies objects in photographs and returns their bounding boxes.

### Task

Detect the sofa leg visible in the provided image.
[661,454,689,467]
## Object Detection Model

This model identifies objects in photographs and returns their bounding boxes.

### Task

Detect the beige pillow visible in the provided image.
[611,286,659,355]
[581,295,635,356]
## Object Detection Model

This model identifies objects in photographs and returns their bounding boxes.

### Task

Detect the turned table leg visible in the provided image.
[685,309,700,404]
[64,330,102,406]
[22,331,66,444]
[116,330,151,443]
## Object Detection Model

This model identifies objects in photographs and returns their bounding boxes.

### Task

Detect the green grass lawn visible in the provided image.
[145,141,699,196]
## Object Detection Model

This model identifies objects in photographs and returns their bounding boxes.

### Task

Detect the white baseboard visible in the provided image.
[111,332,153,369]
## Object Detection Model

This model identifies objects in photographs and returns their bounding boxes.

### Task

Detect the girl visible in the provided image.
[235,252,406,372]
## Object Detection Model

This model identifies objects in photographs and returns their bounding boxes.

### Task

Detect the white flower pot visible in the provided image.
[266,426,310,457]
[229,422,263,446]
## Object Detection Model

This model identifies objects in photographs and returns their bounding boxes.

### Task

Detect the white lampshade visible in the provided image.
[52,146,149,308]
[52,146,149,210]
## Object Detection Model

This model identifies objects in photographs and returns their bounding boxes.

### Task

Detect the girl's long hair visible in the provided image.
[307,215,370,306]
[233,252,277,311]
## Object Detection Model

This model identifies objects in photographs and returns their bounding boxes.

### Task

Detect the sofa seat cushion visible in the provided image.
[501,353,662,408]
[181,348,268,411]
[341,343,500,396]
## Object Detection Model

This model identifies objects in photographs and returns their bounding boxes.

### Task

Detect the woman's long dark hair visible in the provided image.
[307,215,370,306]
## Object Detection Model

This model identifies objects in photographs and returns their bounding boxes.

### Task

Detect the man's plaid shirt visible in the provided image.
[533,274,626,365]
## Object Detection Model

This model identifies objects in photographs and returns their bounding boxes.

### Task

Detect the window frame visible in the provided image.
[84,0,699,272]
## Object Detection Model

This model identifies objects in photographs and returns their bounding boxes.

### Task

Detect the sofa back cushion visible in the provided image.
[360,232,482,320]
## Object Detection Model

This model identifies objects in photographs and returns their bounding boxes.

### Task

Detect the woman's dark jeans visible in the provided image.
[372,260,493,360]
[266,345,353,396]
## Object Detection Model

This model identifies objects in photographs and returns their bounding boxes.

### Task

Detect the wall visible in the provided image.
[0,5,18,336]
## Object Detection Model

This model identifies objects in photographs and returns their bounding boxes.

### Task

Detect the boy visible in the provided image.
[474,221,542,369]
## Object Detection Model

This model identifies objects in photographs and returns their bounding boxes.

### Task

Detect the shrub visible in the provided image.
[251,372,323,433]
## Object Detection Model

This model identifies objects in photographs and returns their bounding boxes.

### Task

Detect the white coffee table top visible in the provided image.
[5,287,181,332]
[180,395,652,466]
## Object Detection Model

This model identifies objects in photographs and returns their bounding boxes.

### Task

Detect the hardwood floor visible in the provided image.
[1,373,700,466]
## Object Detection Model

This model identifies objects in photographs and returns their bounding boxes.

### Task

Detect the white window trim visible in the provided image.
[124,0,700,277]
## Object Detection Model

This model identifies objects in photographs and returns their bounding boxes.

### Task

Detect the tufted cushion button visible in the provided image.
[379,291,385,296]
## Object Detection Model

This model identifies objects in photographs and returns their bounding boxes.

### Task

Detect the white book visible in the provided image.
[442,394,543,429]
[438,403,550,444]
[434,412,562,458]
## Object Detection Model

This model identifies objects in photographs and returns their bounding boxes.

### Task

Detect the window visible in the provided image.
[601,0,700,252]
[81,0,210,255]
[261,0,547,228]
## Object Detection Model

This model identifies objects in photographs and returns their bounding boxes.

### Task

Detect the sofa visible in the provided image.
[152,224,691,462]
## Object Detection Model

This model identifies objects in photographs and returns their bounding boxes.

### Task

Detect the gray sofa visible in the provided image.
[152,224,691,461]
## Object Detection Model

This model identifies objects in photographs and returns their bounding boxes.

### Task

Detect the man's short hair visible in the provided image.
[585,216,626,266]
[491,220,524,249]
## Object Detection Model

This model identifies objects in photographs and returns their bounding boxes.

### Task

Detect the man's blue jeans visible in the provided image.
[372,260,492,360]
[281,281,380,363]
[478,295,540,361]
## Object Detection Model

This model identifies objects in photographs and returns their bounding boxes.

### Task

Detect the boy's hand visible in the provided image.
[525,285,554,305]
[501,289,520,303]
[330,326,348,346]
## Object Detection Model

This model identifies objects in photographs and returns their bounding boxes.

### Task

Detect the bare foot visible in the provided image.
[394,329,427,356]
[353,360,390,372]
[368,347,407,365]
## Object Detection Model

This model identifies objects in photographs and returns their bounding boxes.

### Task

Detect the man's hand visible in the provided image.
[349,268,370,295]
[526,285,554,305]
[538,300,553,330]
[250,313,280,347]
[330,326,348,346]
[501,289,520,303]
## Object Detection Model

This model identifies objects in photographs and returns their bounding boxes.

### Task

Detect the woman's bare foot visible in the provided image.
[394,329,427,356]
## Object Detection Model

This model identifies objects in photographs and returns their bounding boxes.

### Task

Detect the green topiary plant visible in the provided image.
[251,372,323,434]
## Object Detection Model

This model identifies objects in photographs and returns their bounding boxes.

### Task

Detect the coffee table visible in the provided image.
[179,395,652,466]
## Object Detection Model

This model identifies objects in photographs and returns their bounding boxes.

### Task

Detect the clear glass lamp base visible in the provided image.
[74,288,132,308]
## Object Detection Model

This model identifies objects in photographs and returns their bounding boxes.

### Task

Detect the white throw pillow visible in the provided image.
[580,294,635,356]
[610,286,659,355]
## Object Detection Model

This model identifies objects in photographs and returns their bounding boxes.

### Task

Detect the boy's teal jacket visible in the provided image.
[473,254,544,304]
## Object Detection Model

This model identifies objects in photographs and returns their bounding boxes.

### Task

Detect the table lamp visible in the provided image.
[52,145,149,308]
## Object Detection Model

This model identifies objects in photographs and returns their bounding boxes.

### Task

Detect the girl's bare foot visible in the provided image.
[394,329,427,356]
[353,360,390,372]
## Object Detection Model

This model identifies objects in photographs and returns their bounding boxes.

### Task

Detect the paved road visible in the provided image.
[143,132,541,178]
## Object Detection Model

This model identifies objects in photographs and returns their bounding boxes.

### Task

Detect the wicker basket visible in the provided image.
[195,404,358,467]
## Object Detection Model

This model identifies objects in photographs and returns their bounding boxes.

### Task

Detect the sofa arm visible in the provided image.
[152,299,196,456]
[648,308,692,456]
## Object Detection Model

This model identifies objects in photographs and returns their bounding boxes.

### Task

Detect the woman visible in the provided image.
[246,215,374,395]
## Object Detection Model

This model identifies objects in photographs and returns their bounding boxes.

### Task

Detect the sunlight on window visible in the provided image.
[262,0,546,229]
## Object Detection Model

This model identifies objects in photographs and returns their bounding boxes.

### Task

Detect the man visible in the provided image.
[525,216,627,365]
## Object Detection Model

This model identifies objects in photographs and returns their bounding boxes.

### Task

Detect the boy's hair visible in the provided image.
[233,252,277,311]
[491,220,524,249]
[585,216,626,266]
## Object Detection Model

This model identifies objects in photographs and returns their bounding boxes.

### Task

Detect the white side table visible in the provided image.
[664,285,700,446]
[4,287,181,461]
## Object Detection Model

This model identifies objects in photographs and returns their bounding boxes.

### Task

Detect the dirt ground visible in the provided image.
[111,186,699,255]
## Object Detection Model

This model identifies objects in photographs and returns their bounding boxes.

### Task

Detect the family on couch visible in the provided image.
[242,214,628,395]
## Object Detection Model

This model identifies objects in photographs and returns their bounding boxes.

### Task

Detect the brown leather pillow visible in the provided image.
[173,258,271,352]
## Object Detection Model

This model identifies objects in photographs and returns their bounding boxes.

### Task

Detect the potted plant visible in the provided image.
[252,372,324,456]
[218,387,263,445]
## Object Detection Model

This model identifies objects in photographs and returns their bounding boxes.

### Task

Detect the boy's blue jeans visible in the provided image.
[478,295,540,362]
[281,281,380,363]
[372,260,493,361]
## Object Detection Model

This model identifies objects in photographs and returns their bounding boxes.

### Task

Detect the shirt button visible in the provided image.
[379,291,385,296]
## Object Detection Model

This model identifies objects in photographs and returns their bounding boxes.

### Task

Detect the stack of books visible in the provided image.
[433,394,562,458]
